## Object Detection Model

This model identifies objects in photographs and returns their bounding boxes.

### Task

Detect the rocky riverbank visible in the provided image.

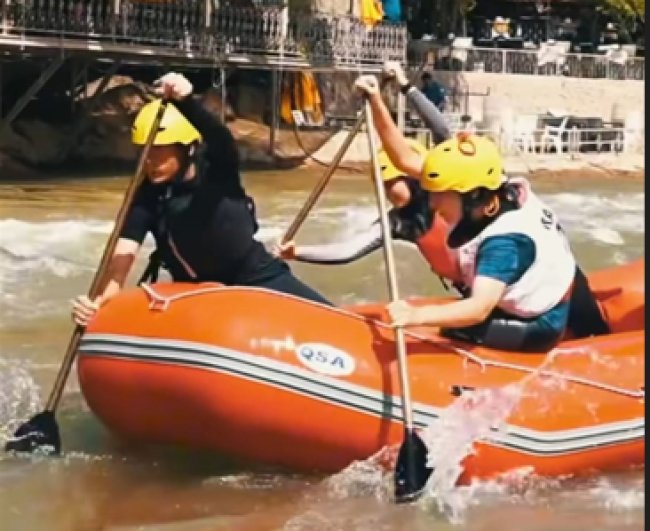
[0,74,337,180]
[0,74,644,182]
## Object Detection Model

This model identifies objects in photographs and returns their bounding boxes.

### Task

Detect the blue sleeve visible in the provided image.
[475,234,536,286]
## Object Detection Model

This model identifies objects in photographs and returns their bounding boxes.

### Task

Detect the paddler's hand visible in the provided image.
[387,299,419,327]
[354,74,381,97]
[71,295,101,327]
[153,72,193,101]
[382,60,409,87]
[272,239,297,260]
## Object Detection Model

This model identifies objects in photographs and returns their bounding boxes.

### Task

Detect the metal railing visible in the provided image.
[405,122,643,156]
[0,0,407,65]
[410,44,644,81]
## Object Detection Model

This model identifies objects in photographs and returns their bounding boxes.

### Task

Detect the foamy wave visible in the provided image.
[587,477,645,511]
[543,192,644,242]
[0,218,112,277]
[0,219,157,281]
[256,205,380,245]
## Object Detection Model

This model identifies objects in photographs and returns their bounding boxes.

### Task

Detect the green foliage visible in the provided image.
[458,0,477,16]
[600,0,645,36]
[601,0,644,18]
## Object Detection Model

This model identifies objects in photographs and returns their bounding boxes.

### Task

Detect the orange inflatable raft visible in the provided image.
[78,259,645,483]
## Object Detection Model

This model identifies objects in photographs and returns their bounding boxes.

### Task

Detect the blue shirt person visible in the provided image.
[421,73,447,112]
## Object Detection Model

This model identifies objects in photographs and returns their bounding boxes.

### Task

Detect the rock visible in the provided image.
[0,151,44,179]
[1,120,70,166]
[0,72,319,175]
[201,88,236,122]
[0,76,148,169]
[310,129,371,162]
[72,80,150,163]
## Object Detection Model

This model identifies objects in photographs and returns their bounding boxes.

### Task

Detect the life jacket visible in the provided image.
[415,212,463,284]
[457,178,576,318]
[138,168,261,285]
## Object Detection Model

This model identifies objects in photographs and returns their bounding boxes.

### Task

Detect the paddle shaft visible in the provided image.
[281,58,433,244]
[44,100,168,412]
[281,75,405,243]
[363,98,415,432]
[281,112,365,243]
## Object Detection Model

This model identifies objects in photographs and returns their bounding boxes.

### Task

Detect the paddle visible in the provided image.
[4,99,169,455]
[280,54,437,242]
[280,77,398,243]
[363,99,432,503]
[281,111,366,243]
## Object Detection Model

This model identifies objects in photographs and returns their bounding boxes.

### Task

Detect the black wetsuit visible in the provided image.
[121,96,331,306]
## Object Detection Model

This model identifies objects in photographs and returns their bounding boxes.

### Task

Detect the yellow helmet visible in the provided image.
[132,99,201,146]
[420,133,504,193]
[377,138,427,181]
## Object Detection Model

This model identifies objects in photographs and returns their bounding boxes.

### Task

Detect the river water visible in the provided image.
[0,169,644,531]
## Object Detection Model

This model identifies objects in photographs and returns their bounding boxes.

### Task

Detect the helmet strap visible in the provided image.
[172,143,198,186]
[483,195,500,217]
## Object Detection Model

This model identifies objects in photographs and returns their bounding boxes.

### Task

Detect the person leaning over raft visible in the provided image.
[72,72,331,326]
[353,73,610,352]
[273,61,464,291]
[274,138,464,290]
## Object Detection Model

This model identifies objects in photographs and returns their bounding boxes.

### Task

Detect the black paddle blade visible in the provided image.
[394,428,433,503]
[4,410,61,455]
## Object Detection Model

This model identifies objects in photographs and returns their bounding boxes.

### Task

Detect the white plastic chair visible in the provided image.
[507,114,538,154]
[540,116,570,153]
[450,37,473,65]
[537,41,570,74]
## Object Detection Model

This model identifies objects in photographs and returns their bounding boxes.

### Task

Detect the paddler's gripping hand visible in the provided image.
[354,75,381,97]
[71,295,101,327]
[153,72,193,101]
[381,61,409,87]
[272,239,297,260]
[387,299,420,327]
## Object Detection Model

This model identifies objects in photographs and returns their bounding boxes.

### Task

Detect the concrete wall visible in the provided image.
[432,71,645,127]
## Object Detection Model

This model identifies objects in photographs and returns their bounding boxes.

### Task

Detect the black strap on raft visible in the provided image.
[137,250,162,285]
[566,265,611,338]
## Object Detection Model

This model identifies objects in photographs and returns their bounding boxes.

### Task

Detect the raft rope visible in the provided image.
[138,283,645,400]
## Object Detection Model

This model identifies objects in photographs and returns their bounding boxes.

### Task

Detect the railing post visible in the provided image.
[569,126,578,154]
[205,0,212,28]
[1,0,7,35]
[269,68,279,157]
[113,0,123,38]
[502,49,506,73]
[220,67,226,124]
[280,1,288,42]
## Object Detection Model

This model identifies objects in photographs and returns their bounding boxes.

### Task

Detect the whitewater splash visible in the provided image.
[0,359,42,448]
[321,344,628,525]
[0,190,643,281]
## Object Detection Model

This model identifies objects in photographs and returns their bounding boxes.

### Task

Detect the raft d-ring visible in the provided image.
[148,298,171,312]
[140,283,172,312]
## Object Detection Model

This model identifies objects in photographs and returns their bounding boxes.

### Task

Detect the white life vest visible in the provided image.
[457,178,575,318]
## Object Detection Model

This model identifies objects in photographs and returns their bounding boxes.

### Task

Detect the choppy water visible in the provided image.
[0,170,644,530]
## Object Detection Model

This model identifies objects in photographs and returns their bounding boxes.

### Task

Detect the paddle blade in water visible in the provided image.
[394,428,433,503]
[4,410,61,455]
